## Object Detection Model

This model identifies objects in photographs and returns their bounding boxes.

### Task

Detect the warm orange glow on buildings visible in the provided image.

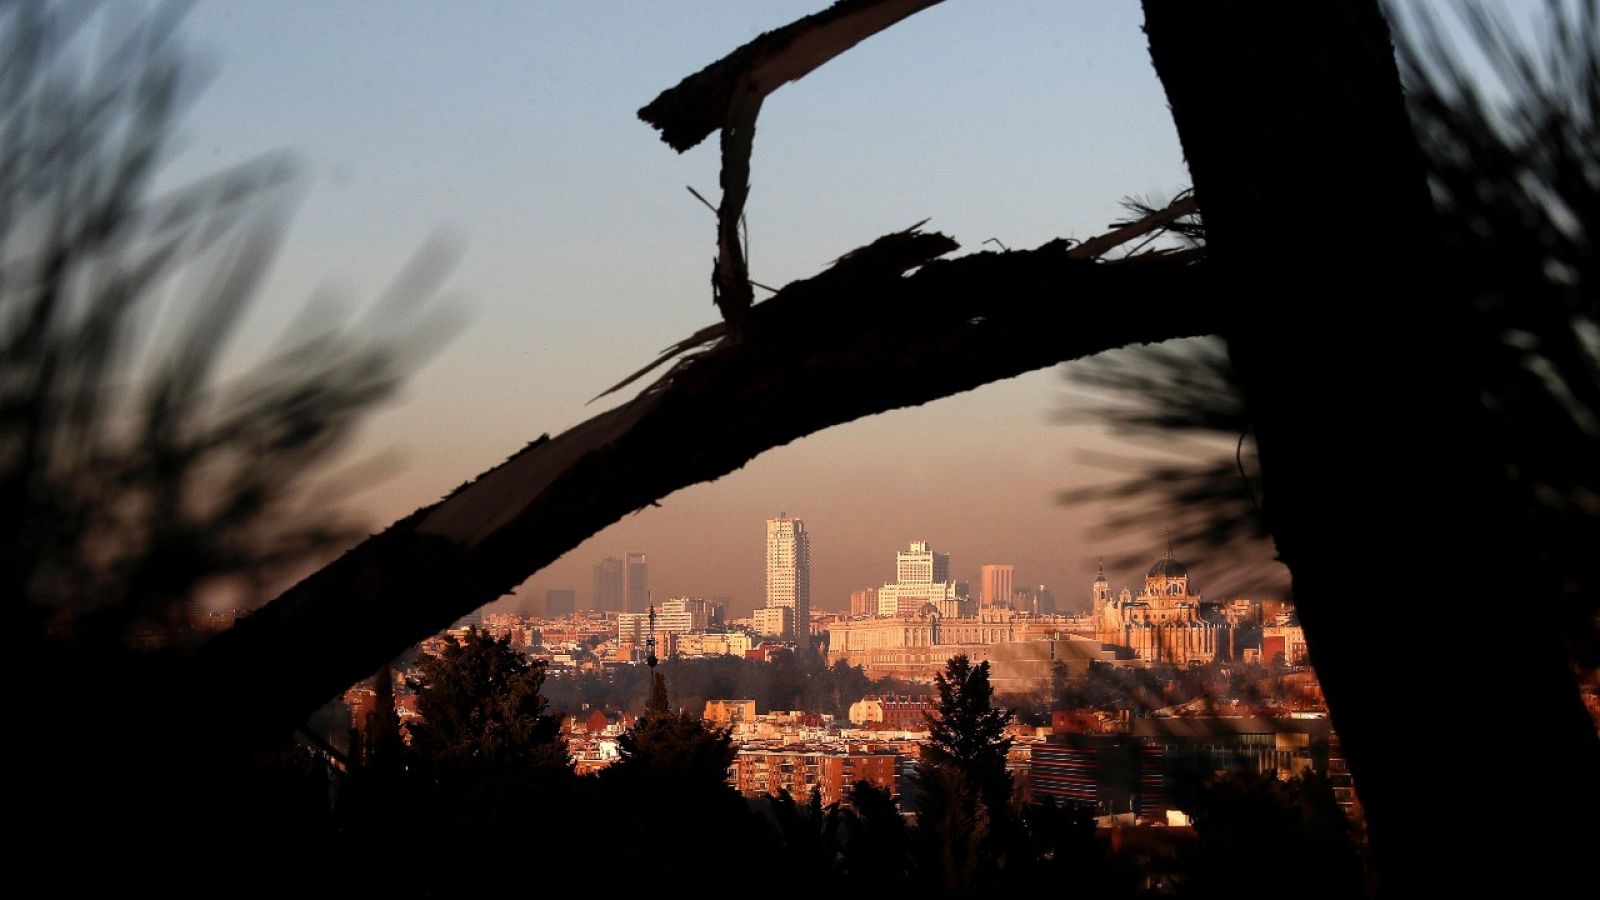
[732,749,897,806]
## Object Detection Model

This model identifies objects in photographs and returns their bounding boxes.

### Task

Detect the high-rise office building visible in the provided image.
[545,588,577,618]
[896,540,950,585]
[850,588,879,617]
[625,552,649,614]
[593,556,624,613]
[878,540,963,616]
[765,514,810,641]
[980,564,1015,609]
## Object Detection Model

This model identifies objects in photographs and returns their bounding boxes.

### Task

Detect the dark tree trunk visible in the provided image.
[1142,1,1599,894]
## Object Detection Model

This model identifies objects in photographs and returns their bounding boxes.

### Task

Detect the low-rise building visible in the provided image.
[674,630,755,658]
[732,749,898,805]
[1263,623,1309,665]
[1032,715,1336,818]
[752,605,794,639]
[847,695,933,728]
[704,699,757,727]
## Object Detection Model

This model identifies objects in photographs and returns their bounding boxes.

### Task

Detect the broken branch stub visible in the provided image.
[644,1,944,325]
[639,0,946,152]
[715,80,762,324]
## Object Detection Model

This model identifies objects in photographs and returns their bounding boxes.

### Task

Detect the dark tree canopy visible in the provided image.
[922,654,1013,792]
[609,673,736,786]
[646,669,670,715]
[408,627,566,772]
[913,654,1031,892]
[836,780,913,888]
[361,663,404,774]
[597,671,764,885]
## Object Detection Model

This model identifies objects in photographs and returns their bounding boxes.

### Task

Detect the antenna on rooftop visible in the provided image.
[646,603,658,671]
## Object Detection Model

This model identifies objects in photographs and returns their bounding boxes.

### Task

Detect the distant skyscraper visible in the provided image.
[626,552,649,614]
[980,564,1014,609]
[545,589,576,618]
[877,540,963,617]
[765,514,810,641]
[593,556,624,613]
[897,540,950,585]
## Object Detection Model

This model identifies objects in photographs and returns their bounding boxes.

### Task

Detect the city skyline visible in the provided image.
[539,524,1252,619]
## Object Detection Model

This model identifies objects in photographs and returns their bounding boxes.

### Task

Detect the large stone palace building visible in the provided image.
[824,606,1123,688]
[1091,546,1231,666]
[825,542,1235,686]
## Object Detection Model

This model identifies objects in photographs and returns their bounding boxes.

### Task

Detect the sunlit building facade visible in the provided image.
[1091,547,1230,666]
[732,749,897,805]
[825,608,1122,684]
[876,540,968,617]
[980,563,1014,609]
[849,588,879,617]
[764,514,810,640]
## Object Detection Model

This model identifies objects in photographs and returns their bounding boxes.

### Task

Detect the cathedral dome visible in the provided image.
[1147,557,1189,579]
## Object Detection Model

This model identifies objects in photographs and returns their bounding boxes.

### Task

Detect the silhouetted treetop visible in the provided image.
[408,628,566,771]
[922,654,1013,792]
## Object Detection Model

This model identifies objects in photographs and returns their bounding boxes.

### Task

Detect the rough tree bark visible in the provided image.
[1142,1,1599,894]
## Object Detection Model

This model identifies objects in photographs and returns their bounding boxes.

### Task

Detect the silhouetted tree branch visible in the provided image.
[200,232,1215,736]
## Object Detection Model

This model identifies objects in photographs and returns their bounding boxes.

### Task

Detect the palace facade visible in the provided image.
[1091,546,1231,666]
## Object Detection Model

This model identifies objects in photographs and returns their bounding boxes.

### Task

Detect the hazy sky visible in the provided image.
[169,1,1277,616]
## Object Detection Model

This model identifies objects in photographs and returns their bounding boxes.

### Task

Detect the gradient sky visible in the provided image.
[166,1,1315,616]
